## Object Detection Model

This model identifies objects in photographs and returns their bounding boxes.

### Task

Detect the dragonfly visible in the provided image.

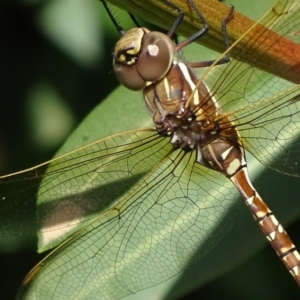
[1,0,300,299]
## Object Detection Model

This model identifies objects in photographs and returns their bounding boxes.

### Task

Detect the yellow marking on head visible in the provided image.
[127,48,139,55]
[127,59,135,65]
[119,54,126,62]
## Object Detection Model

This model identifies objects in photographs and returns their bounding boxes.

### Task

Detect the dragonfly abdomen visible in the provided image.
[231,166,300,285]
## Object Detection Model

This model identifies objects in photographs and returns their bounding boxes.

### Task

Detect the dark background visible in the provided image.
[0,1,120,298]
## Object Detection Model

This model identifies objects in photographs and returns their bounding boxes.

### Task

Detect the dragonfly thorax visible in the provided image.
[143,60,215,141]
[143,57,244,176]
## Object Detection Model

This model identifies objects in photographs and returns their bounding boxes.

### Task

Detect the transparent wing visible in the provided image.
[13,129,239,300]
[203,0,300,175]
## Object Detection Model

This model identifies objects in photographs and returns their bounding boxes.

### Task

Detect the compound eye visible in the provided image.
[113,59,147,90]
[113,30,174,91]
[135,31,174,82]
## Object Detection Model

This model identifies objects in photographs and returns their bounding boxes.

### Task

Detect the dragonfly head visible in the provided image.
[113,28,175,91]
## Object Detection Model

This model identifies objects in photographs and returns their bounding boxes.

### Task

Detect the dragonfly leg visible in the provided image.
[187,3,234,68]
[163,0,234,68]
[161,0,208,50]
